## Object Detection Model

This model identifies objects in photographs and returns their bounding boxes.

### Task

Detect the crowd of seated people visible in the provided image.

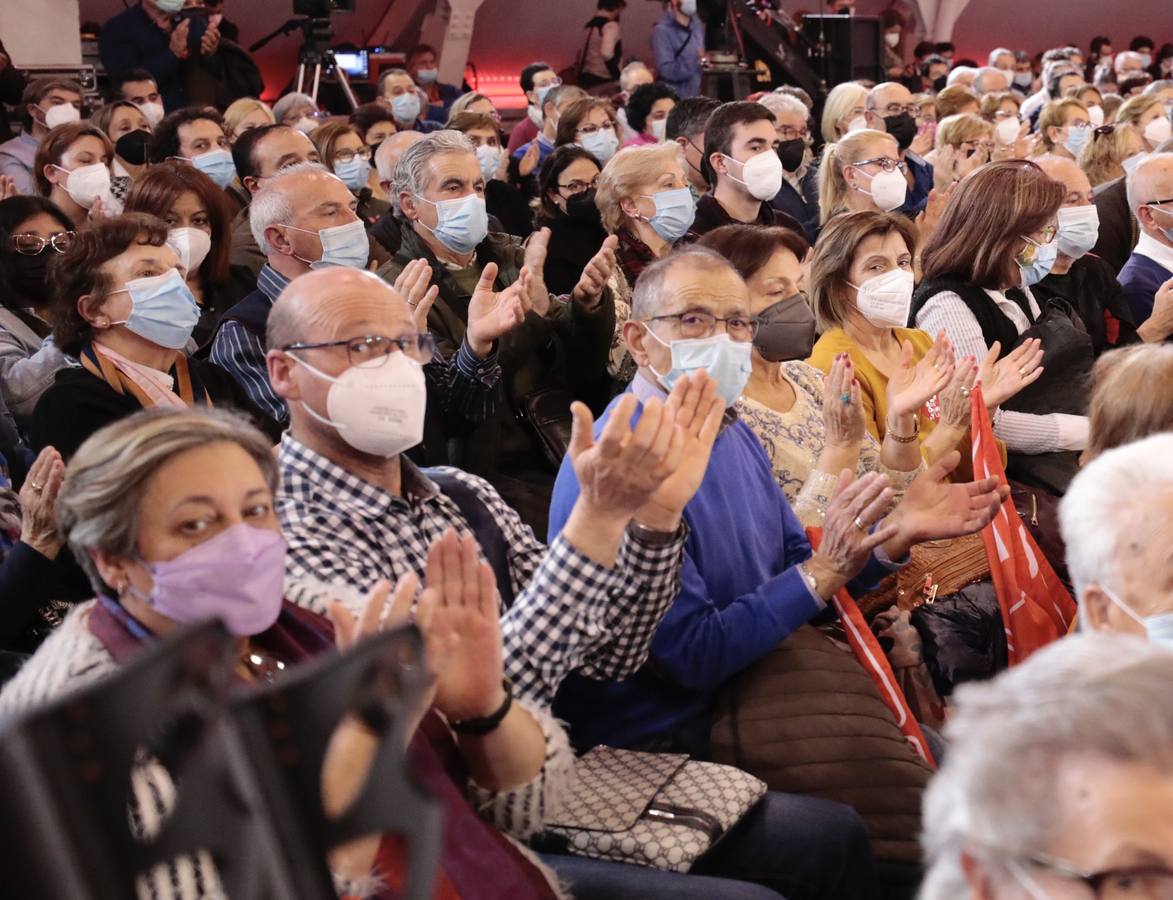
[0,10,1171,899]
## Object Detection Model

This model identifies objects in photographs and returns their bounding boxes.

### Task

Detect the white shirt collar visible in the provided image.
[1134,231,1173,273]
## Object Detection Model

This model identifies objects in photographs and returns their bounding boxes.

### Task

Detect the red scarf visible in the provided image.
[87,600,558,899]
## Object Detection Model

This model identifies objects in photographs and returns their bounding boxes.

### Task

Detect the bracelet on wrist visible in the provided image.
[886,414,919,443]
[450,682,513,736]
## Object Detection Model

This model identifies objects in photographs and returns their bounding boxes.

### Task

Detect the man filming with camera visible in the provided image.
[99,0,227,112]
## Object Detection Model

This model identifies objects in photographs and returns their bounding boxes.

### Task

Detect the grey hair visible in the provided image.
[1145,79,1173,96]
[248,161,333,254]
[972,67,1009,95]
[545,84,587,120]
[619,61,652,94]
[1115,51,1143,75]
[1059,432,1173,611]
[391,129,476,204]
[630,246,743,320]
[271,91,316,124]
[920,634,1173,900]
[56,407,280,594]
[757,91,808,122]
[1125,151,1173,213]
[946,66,977,87]
[987,47,1013,66]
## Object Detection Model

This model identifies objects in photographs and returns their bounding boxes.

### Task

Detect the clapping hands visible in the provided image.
[886,331,955,419]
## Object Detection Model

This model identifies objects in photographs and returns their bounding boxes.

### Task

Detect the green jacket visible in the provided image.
[377,223,615,479]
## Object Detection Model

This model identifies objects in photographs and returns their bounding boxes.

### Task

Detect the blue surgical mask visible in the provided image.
[416,68,439,85]
[535,82,558,107]
[1063,123,1092,157]
[1122,151,1147,175]
[284,218,370,269]
[335,155,371,192]
[638,187,696,243]
[580,129,619,163]
[391,92,421,124]
[1103,585,1173,647]
[645,329,752,407]
[681,0,698,15]
[188,148,237,190]
[1056,205,1100,259]
[415,192,489,254]
[107,268,200,350]
[1017,235,1058,286]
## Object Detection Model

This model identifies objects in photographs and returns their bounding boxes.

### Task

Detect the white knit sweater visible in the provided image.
[0,602,571,899]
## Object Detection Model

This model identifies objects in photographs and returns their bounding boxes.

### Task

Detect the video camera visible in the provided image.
[293,0,356,15]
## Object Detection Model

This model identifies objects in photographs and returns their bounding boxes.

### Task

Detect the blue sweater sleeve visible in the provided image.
[651,24,696,85]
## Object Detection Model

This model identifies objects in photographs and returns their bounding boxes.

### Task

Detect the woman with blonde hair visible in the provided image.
[934,84,980,119]
[817,129,906,224]
[979,91,1031,157]
[595,142,693,285]
[1032,98,1093,159]
[1080,93,1168,186]
[930,113,995,168]
[222,98,275,143]
[1083,343,1173,462]
[1067,84,1106,126]
[819,81,873,143]
[447,90,500,123]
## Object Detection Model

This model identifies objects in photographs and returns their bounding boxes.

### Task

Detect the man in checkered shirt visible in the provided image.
[266,267,726,712]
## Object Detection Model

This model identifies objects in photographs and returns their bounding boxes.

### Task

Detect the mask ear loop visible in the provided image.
[286,351,349,433]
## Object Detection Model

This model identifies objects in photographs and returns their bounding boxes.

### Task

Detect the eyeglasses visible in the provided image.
[283,333,438,367]
[1024,223,1059,245]
[777,125,810,140]
[642,311,759,341]
[576,123,615,136]
[1067,118,1093,129]
[1016,851,1173,899]
[854,156,909,174]
[959,140,996,154]
[534,77,563,92]
[876,102,919,116]
[993,109,1021,121]
[334,146,372,163]
[10,231,75,255]
[558,177,598,195]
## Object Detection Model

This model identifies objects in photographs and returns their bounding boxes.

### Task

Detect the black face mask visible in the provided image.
[115,129,151,166]
[883,112,918,151]
[8,250,52,305]
[932,74,948,93]
[565,188,602,225]
[776,139,806,173]
[753,294,817,363]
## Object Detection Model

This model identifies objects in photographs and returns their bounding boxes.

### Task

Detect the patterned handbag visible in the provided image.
[543,747,766,872]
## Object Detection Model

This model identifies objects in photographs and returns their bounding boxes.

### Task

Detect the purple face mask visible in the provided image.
[126,523,287,636]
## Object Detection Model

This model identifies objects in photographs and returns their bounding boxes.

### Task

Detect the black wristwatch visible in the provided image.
[450,682,513,736]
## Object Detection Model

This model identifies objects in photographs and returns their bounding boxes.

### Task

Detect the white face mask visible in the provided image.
[1144,115,1173,146]
[1055,205,1100,259]
[995,115,1021,145]
[53,162,110,209]
[294,351,427,458]
[884,32,900,48]
[527,104,544,129]
[649,118,668,141]
[1102,584,1173,647]
[854,166,908,212]
[139,101,165,127]
[723,149,784,201]
[850,268,914,328]
[167,227,213,274]
[41,102,81,130]
[846,114,869,134]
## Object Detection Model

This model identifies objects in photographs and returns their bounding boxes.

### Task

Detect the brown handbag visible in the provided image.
[858,532,991,620]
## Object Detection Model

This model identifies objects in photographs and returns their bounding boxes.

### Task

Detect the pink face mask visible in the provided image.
[125,523,287,636]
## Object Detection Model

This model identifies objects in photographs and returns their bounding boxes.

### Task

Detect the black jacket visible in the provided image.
[1035,253,1140,355]
[686,193,804,240]
[1092,176,1137,276]
[540,210,608,297]
[30,355,280,461]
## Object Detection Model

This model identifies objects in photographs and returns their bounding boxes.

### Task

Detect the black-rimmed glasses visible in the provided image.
[853,156,909,174]
[642,311,759,341]
[283,333,437,367]
[10,231,75,255]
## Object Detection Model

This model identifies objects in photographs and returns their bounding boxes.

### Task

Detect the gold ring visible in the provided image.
[853,515,868,533]
[29,482,43,493]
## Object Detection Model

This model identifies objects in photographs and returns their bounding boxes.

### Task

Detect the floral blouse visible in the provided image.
[736,361,920,526]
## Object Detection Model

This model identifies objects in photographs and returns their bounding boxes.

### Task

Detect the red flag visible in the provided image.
[969,385,1077,663]
[807,527,936,768]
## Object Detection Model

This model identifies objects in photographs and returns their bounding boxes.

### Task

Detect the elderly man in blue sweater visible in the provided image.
[550,247,1007,755]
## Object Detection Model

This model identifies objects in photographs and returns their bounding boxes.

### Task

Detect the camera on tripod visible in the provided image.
[293,0,357,15]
